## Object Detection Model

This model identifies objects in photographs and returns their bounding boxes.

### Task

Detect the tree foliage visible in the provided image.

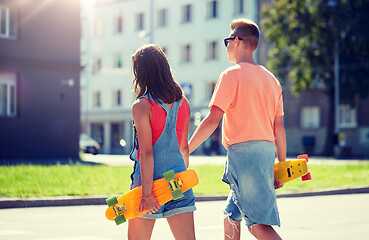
[261,0,369,104]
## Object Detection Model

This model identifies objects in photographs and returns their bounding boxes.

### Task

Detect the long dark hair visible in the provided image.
[132,44,183,103]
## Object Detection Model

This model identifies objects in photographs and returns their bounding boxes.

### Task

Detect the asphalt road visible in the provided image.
[1,194,369,240]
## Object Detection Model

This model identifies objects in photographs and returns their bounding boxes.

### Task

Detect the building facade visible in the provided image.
[282,79,369,158]
[81,0,369,158]
[80,0,258,154]
[0,0,81,159]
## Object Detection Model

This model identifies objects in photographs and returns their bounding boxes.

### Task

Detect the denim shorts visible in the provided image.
[222,141,280,227]
[140,189,196,219]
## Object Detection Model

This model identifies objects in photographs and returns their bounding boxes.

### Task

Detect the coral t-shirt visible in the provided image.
[137,97,189,160]
[209,63,284,149]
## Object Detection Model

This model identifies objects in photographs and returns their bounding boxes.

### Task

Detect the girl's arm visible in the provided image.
[179,101,191,168]
[132,99,160,214]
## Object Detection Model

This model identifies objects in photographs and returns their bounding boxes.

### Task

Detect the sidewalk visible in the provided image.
[2,195,369,239]
[1,154,368,209]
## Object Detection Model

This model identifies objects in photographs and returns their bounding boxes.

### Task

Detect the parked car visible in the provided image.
[79,134,100,155]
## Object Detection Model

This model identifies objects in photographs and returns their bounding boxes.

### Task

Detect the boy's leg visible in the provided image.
[248,224,282,240]
[167,212,196,240]
[223,190,243,240]
[128,217,156,240]
[224,216,240,240]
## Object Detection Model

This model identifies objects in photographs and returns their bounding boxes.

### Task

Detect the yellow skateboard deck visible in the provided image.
[105,169,198,225]
[274,154,312,184]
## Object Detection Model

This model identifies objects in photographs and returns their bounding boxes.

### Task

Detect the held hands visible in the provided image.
[139,193,160,214]
[274,178,284,190]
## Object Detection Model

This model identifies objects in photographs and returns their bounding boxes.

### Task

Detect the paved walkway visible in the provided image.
[1,194,369,240]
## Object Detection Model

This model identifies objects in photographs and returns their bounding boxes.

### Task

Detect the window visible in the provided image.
[113,89,122,106]
[161,46,167,56]
[111,123,124,149]
[339,104,357,128]
[182,44,192,63]
[91,124,104,148]
[113,53,122,69]
[0,6,17,39]
[207,81,217,100]
[114,15,123,34]
[136,12,144,31]
[158,8,167,27]
[181,4,192,23]
[301,106,320,129]
[207,40,218,60]
[93,56,102,73]
[94,19,102,37]
[207,0,218,19]
[80,53,86,68]
[233,0,244,15]
[81,19,86,38]
[0,72,17,117]
[93,91,101,107]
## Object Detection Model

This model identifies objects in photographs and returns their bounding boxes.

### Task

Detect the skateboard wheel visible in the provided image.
[301,172,312,181]
[171,189,184,200]
[298,154,308,162]
[106,196,118,207]
[164,170,176,181]
[114,215,126,225]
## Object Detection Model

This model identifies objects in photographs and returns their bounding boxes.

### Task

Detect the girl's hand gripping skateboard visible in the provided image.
[105,169,199,225]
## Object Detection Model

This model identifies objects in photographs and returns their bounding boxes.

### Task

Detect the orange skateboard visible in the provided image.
[105,169,199,225]
[274,154,312,184]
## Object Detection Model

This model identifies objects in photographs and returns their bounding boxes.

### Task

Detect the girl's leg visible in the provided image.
[224,216,240,240]
[166,212,196,240]
[248,224,282,240]
[128,217,156,240]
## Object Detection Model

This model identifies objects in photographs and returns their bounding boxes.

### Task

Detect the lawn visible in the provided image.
[1,163,369,198]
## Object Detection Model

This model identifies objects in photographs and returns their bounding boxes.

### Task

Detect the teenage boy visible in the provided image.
[189,19,286,240]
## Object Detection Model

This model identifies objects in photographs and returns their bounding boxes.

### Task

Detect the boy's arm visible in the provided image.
[274,116,286,162]
[189,106,224,154]
[274,115,286,189]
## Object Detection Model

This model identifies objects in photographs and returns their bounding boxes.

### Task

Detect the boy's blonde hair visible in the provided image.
[230,18,259,51]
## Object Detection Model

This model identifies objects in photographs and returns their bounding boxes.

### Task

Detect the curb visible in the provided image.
[0,196,105,209]
[1,187,369,209]
[276,186,369,198]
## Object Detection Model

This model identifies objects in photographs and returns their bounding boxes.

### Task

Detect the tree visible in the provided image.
[261,0,369,155]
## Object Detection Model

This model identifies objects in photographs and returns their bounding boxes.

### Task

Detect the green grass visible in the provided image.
[0,164,131,197]
[277,164,369,193]
[1,163,369,198]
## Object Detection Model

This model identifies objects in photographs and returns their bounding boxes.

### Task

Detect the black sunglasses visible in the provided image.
[224,36,243,47]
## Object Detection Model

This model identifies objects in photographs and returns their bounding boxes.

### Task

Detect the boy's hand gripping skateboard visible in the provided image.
[274,154,312,184]
[105,169,199,225]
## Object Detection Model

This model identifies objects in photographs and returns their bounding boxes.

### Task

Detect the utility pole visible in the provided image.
[334,40,340,136]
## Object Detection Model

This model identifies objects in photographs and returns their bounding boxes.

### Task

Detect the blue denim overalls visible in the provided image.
[130,94,196,219]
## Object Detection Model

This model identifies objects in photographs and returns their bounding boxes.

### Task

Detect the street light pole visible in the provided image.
[327,0,341,157]
[334,40,340,137]
[333,38,341,157]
